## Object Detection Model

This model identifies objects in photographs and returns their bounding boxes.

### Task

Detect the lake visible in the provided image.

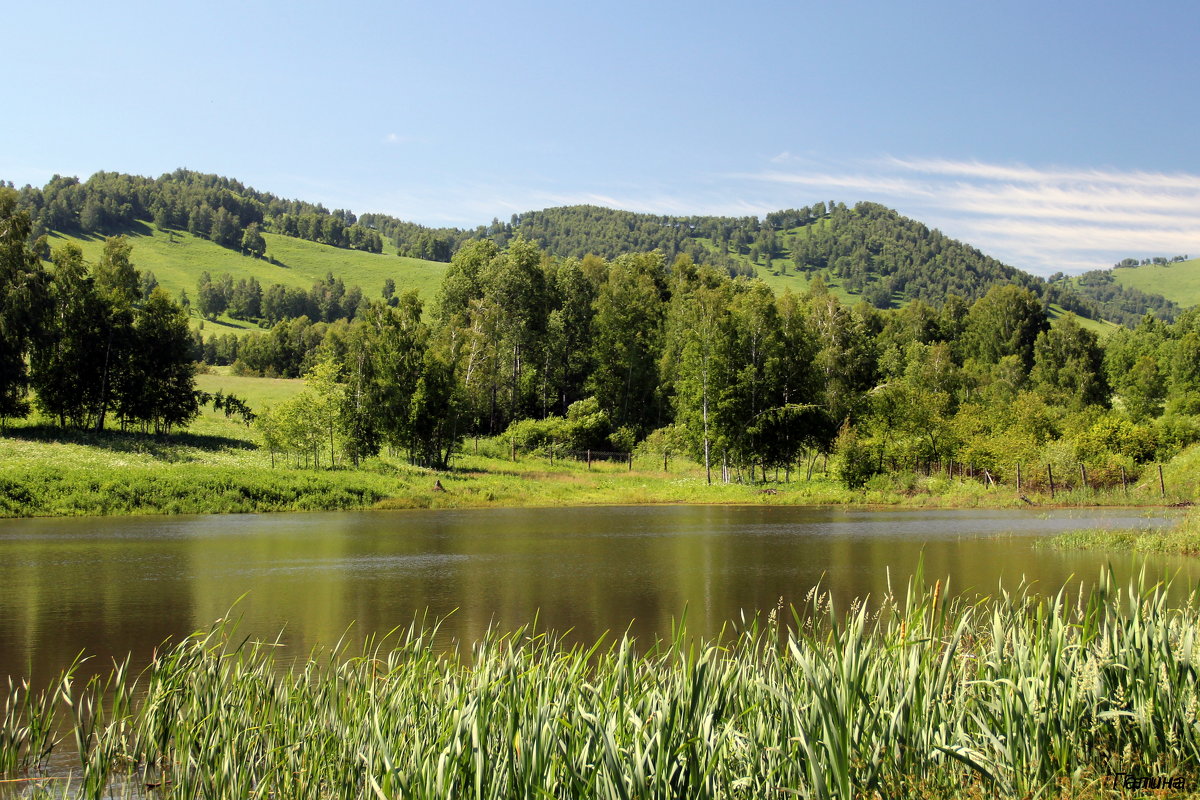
[0,505,1190,685]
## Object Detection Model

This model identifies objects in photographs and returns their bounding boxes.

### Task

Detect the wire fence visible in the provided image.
[902,460,1168,499]
[497,440,1176,500]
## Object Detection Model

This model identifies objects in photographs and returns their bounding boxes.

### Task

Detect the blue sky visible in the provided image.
[4,0,1198,274]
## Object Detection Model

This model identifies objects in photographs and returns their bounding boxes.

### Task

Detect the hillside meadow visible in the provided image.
[45,225,449,332]
[1112,256,1200,308]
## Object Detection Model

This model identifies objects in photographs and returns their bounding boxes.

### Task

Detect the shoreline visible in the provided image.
[0,459,1187,519]
[4,421,1191,519]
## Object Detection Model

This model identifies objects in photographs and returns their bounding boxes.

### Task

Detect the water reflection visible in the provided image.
[0,505,1188,685]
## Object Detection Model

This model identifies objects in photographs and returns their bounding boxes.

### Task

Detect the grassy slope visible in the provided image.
[1047,304,1120,337]
[46,226,449,333]
[1110,257,1200,308]
[195,369,305,409]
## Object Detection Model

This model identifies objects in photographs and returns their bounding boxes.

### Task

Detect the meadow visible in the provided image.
[0,369,1187,517]
[0,367,1191,518]
[3,568,1199,799]
[1111,257,1200,309]
[45,226,449,333]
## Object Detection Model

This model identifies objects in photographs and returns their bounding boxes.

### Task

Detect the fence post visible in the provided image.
[1159,464,1166,499]
[1080,463,1089,492]
[628,451,633,471]
[1048,464,1055,499]
[549,439,554,466]
[664,450,668,472]
[1016,462,1022,492]
[1121,465,1128,495]
[587,450,592,470]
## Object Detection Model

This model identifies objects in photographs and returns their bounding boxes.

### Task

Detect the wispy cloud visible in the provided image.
[740,157,1200,274]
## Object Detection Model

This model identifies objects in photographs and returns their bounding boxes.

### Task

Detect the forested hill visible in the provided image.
[3,170,1178,325]
[506,203,1179,323]
[4,169,472,261]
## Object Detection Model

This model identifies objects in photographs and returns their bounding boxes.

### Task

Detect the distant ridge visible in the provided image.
[3,170,1181,326]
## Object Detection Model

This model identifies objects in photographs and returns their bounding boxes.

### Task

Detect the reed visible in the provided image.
[4,569,1200,798]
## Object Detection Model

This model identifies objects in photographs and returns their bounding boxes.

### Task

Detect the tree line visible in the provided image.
[1114,255,1190,268]
[0,191,198,433]
[193,271,367,325]
[205,237,1200,485]
[6,170,381,259]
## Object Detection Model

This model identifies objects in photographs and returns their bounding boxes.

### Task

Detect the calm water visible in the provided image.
[0,505,1190,685]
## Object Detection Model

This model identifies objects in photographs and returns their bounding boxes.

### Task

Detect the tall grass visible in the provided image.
[1043,508,1200,556]
[4,569,1200,798]
[0,462,395,516]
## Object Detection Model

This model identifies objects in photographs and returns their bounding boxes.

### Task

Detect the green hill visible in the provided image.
[46,225,449,331]
[12,169,1183,331]
[511,204,1188,327]
[1109,257,1200,308]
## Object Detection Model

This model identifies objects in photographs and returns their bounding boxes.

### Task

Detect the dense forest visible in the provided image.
[7,182,1193,490]
[2,170,1179,329]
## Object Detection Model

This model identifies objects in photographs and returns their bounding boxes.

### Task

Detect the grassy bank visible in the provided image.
[1042,509,1200,556]
[1,374,1192,517]
[4,570,1200,798]
[0,418,1190,517]
[0,436,1176,518]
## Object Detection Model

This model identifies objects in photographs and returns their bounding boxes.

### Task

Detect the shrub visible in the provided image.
[833,424,877,489]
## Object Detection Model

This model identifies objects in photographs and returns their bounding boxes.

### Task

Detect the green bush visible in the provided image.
[833,424,878,489]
